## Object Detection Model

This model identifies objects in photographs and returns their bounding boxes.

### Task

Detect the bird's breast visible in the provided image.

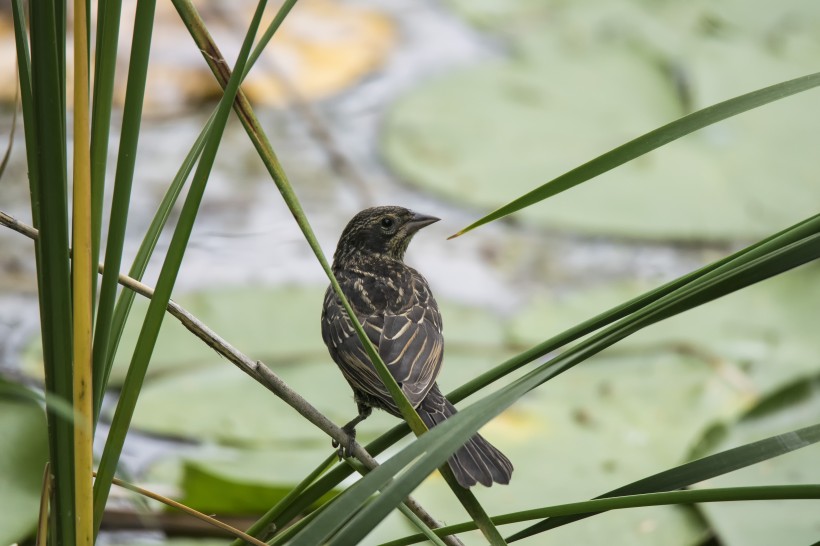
[340,264,413,315]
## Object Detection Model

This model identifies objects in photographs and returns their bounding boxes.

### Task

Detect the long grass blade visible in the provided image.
[450,72,820,238]
[0,377,78,423]
[384,483,820,546]
[92,0,269,532]
[90,0,158,422]
[395,504,451,546]
[96,0,301,405]
[27,0,76,541]
[71,0,94,541]
[89,0,123,304]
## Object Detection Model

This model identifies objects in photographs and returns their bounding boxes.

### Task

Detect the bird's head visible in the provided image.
[333,206,440,265]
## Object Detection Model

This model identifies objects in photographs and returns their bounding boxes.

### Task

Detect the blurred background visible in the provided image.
[0,0,819,544]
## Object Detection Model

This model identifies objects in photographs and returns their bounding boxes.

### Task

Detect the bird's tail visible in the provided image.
[417,385,513,488]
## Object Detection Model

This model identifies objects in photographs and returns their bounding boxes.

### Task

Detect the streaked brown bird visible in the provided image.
[320,206,513,488]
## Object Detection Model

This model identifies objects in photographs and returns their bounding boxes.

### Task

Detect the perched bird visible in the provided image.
[320,206,513,488]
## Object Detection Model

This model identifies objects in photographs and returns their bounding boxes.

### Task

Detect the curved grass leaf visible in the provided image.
[25,0,75,540]
[89,0,123,303]
[451,72,820,238]
[287,231,820,545]
[71,0,94,538]
[383,483,820,546]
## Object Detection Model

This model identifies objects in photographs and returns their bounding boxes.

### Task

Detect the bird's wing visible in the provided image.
[322,274,444,412]
[322,287,396,408]
[378,273,443,408]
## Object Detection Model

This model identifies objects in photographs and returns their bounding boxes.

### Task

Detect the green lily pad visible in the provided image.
[130,358,392,447]
[509,263,820,401]
[0,396,49,545]
[176,448,338,515]
[385,0,820,240]
[692,377,820,546]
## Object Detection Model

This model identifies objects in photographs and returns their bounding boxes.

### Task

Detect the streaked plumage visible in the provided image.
[321,206,513,488]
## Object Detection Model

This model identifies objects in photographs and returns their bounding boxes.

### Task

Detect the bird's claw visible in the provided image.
[333,425,357,459]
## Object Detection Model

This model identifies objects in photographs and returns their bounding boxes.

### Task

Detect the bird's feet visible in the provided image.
[332,424,357,459]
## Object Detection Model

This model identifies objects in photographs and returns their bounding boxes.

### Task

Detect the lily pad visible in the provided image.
[691,377,820,546]
[0,396,49,545]
[166,448,338,515]
[385,0,820,240]
[130,358,392,447]
[23,285,327,385]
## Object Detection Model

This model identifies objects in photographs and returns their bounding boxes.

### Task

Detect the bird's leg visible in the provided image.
[333,402,372,459]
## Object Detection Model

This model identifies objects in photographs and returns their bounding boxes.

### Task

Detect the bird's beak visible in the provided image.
[405,212,440,233]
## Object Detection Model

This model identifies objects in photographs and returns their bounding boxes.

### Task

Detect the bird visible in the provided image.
[320,206,513,488]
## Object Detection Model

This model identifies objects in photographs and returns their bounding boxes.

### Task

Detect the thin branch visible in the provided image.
[0,209,463,546]
[101,472,268,546]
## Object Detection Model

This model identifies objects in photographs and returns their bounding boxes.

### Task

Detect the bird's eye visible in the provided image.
[380,217,395,230]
